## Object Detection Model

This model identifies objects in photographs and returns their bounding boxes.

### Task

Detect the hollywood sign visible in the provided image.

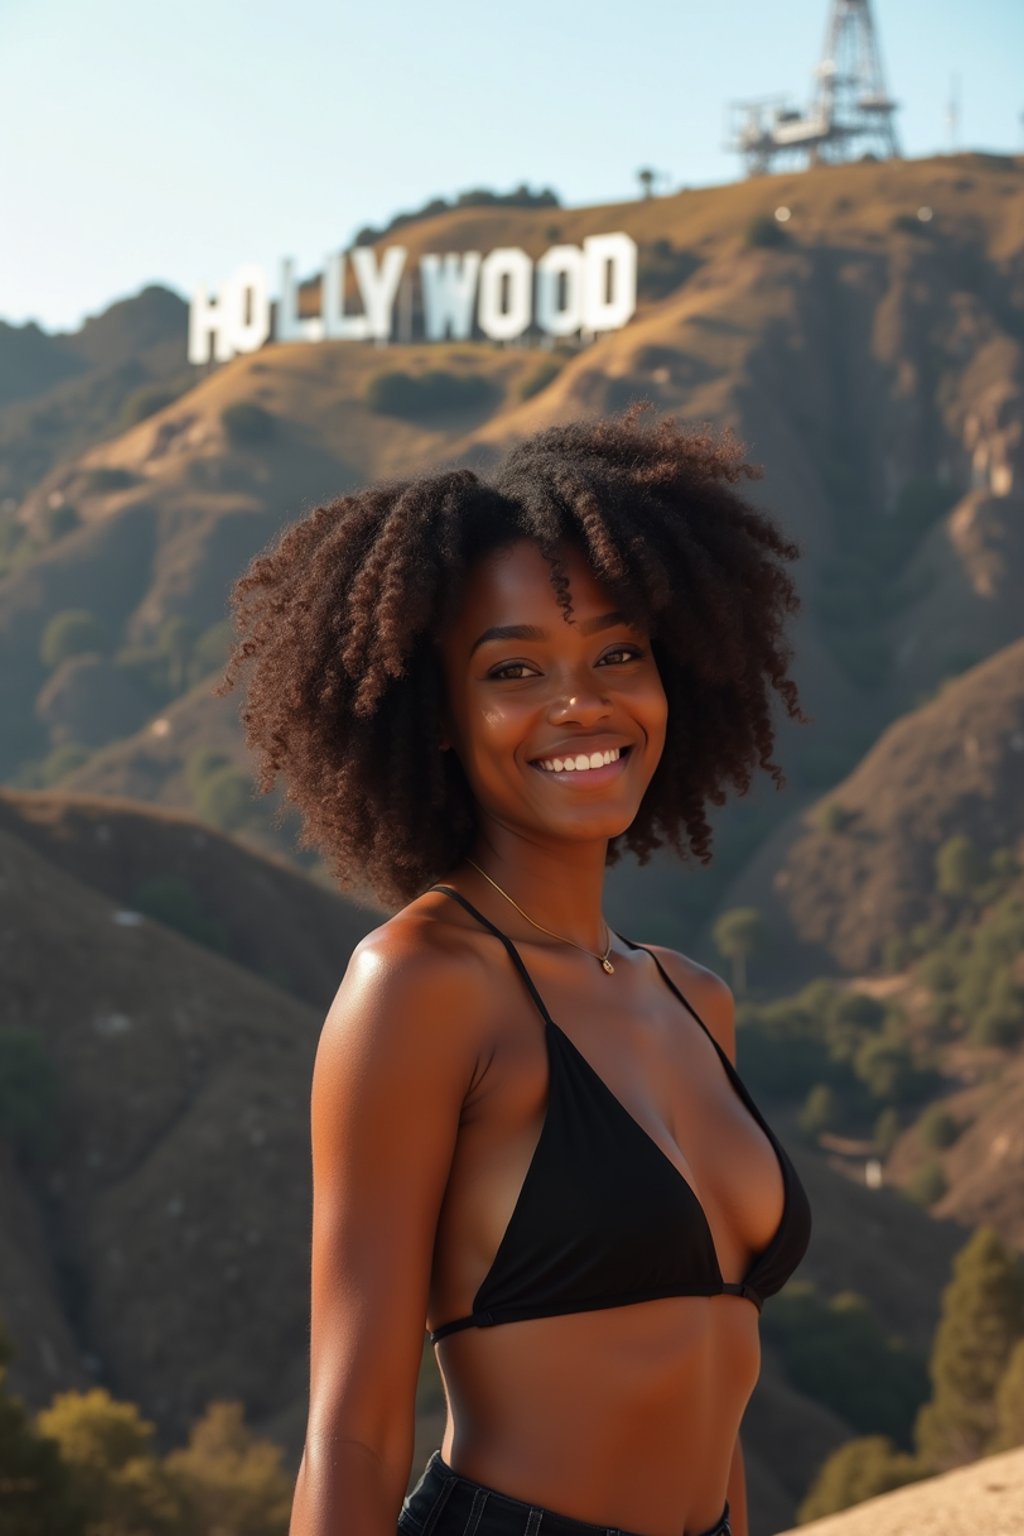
[188,232,637,364]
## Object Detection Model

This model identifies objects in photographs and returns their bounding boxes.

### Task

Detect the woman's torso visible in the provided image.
[396,887,792,1536]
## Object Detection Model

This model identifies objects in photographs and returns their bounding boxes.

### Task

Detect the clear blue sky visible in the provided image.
[2,0,1021,333]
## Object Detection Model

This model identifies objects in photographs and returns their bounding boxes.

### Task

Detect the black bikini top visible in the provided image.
[426,885,812,1344]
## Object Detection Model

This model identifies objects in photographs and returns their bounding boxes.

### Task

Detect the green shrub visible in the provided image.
[365,368,495,419]
[799,1083,839,1139]
[221,400,275,444]
[79,466,138,494]
[765,1283,929,1443]
[936,834,987,899]
[40,743,91,784]
[40,609,111,669]
[43,502,82,540]
[874,1106,901,1157]
[122,384,179,427]
[919,951,959,994]
[799,1435,927,1521]
[745,213,789,249]
[185,747,234,801]
[907,1158,948,1206]
[882,934,913,973]
[196,765,259,832]
[518,357,564,401]
[919,1105,960,1150]
[816,800,855,834]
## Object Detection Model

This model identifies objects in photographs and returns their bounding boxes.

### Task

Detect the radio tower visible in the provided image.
[726,0,901,176]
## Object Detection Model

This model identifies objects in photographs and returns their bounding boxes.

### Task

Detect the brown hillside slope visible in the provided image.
[708,634,1024,974]
[0,785,376,1008]
[776,1444,1024,1536]
[0,819,321,1446]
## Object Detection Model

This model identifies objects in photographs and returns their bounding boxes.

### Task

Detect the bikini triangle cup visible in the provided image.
[425,884,812,1342]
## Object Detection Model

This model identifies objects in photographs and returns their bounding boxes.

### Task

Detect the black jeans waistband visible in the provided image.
[398,1449,732,1536]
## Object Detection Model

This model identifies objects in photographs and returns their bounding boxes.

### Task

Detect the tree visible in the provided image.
[936,834,986,900]
[34,1387,177,1534]
[798,1435,926,1521]
[637,167,656,199]
[798,1083,838,1140]
[914,1227,1024,1469]
[712,907,768,994]
[162,1400,292,1536]
[0,1320,85,1535]
[40,611,110,671]
[992,1338,1024,1452]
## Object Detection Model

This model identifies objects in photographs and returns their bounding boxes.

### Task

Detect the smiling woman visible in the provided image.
[214,402,813,1536]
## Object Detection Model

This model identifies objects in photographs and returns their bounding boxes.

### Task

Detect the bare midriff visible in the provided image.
[435,1295,759,1536]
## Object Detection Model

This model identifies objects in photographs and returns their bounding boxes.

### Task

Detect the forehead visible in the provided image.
[448,539,615,632]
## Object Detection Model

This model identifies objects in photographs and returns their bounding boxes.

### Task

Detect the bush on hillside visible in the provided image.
[914,1226,1024,1468]
[196,764,259,833]
[745,213,789,249]
[637,238,701,300]
[907,1158,948,1207]
[185,747,234,801]
[518,357,564,401]
[221,401,275,445]
[936,834,987,900]
[798,1435,927,1522]
[39,742,91,784]
[365,368,495,419]
[816,800,856,834]
[798,1082,840,1140]
[918,1105,960,1150]
[122,384,181,427]
[874,1106,902,1158]
[764,1282,929,1443]
[972,971,1024,1046]
[992,1338,1024,1452]
[0,1321,85,1535]
[79,466,138,494]
[43,502,82,540]
[40,610,111,670]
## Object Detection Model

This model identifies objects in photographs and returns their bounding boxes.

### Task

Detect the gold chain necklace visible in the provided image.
[465,857,616,974]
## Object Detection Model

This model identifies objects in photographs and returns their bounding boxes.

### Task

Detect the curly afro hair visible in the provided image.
[214,402,808,909]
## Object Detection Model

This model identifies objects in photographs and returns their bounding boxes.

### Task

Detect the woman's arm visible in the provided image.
[288,926,486,1536]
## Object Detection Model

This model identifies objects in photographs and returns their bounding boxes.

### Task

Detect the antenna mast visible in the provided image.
[726,0,901,176]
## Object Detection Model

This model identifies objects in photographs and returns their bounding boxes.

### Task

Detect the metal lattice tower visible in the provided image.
[726,0,901,176]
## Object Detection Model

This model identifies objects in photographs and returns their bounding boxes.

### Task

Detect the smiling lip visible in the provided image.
[529,745,633,784]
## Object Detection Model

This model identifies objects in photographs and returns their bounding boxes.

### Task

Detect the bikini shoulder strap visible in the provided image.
[427,884,556,1028]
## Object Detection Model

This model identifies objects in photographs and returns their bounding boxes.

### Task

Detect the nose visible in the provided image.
[547,668,612,727]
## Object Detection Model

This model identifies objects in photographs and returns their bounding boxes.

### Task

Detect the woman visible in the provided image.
[216,404,813,1536]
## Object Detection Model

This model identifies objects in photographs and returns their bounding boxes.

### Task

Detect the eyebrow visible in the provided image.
[469,610,632,657]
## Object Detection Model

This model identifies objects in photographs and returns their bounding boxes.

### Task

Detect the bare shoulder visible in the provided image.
[643,943,737,1066]
[320,894,499,1078]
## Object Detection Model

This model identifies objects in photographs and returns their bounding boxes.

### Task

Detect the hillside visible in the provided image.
[2,151,1024,1534]
[713,634,1024,975]
[0,791,972,1533]
[777,1444,1024,1536]
[1,153,1020,954]
[0,285,190,504]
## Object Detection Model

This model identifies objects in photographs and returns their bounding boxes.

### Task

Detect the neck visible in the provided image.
[462,824,611,955]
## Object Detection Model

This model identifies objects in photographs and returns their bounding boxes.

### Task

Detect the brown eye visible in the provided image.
[600,646,644,665]
[489,662,538,681]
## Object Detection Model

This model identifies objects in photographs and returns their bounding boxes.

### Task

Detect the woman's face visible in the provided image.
[438,538,668,849]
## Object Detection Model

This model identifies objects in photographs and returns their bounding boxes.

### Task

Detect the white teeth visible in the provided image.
[535,746,623,774]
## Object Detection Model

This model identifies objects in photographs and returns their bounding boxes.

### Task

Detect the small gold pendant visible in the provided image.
[601,957,615,974]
